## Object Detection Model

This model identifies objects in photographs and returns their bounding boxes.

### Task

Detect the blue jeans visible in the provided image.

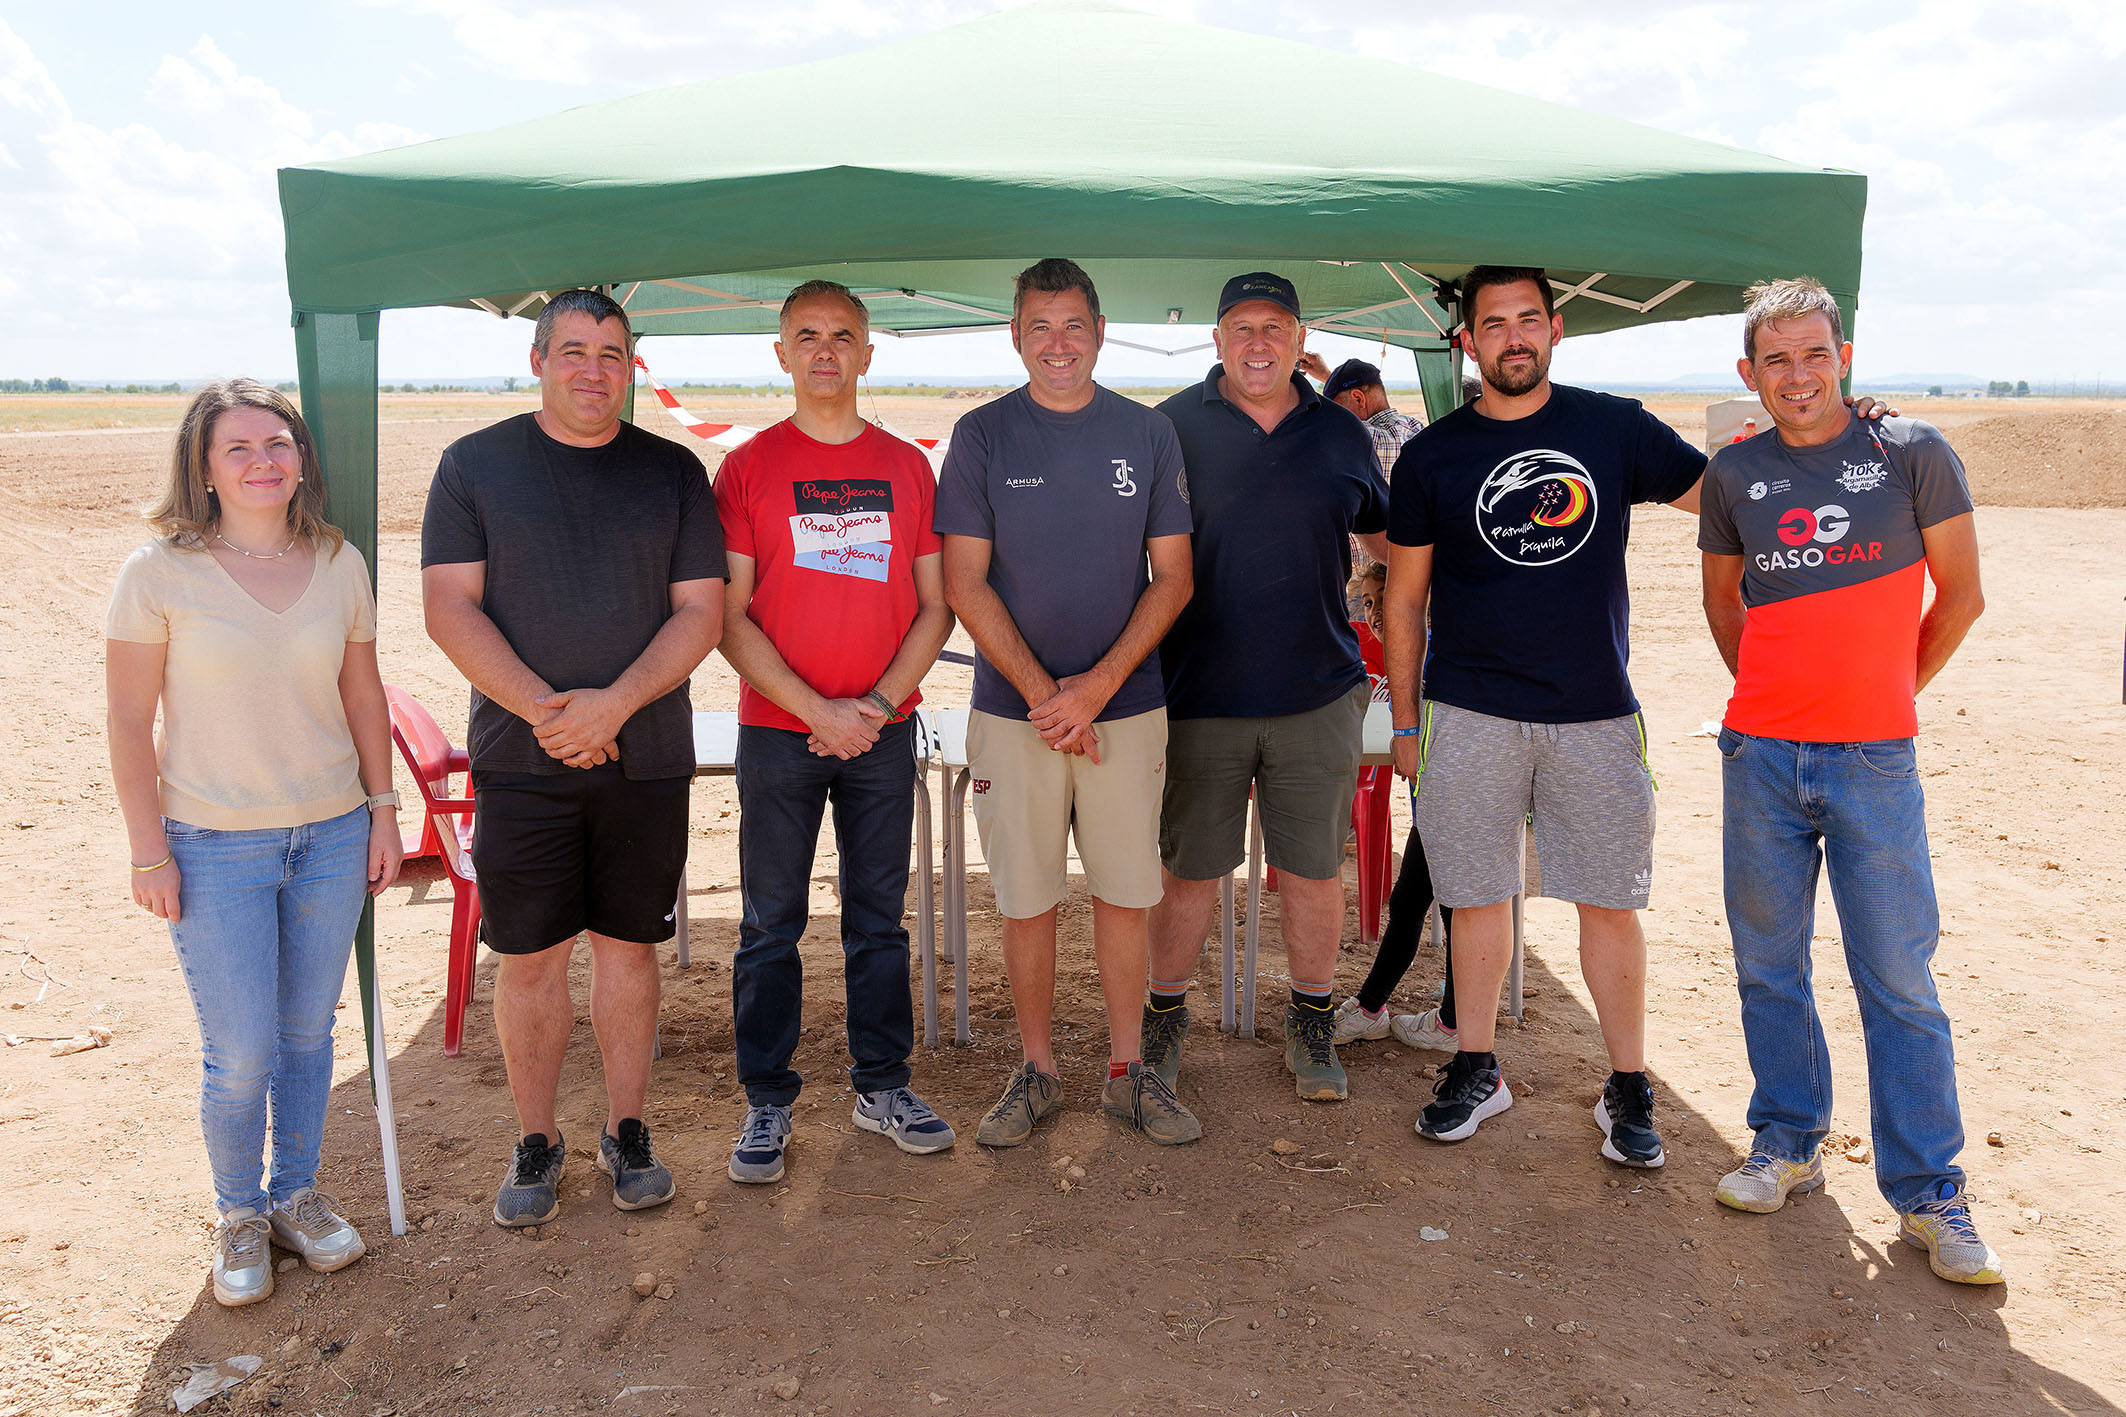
[164,806,369,1214]
[1719,728,1965,1211]
[734,720,917,1106]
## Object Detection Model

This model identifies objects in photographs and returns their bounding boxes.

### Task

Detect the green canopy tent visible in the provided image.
[277,0,1866,1233]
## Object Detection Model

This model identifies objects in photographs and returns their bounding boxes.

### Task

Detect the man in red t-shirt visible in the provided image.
[714,280,955,1184]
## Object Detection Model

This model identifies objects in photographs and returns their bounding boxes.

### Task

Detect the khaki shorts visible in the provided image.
[967,707,1168,919]
[1160,682,1368,882]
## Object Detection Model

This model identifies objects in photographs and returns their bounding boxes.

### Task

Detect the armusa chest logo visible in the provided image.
[790,479,895,582]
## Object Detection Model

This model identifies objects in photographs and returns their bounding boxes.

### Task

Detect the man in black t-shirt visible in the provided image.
[422,288,727,1228]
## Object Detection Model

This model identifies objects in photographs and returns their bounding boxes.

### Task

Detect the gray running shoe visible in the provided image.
[598,1119,676,1210]
[493,1132,565,1227]
[853,1087,957,1155]
[212,1207,274,1307]
[728,1104,793,1184]
[1284,1003,1349,1101]
[974,1061,1063,1147]
[269,1187,366,1272]
[1389,1006,1459,1052]
[1900,1181,2005,1285]
[1331,997,1392,1044]
[1714,1150,1824,1213]
[1101,1061,1203,1145]
[1141,1002,1189,1092]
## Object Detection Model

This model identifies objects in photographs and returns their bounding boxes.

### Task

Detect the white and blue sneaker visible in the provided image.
[728,1104,793,1185]
[852,1087,956,1155]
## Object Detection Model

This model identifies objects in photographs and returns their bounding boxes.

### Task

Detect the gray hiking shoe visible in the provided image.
[598,1119,676,1210]
[853,1087,956,1155]
[1101,1061,1203,1145]
[493,1132,565,1227]
[974,1061,1063,1147]
[1141,1002,1189,1092]
[269,1187,365,1272]
[211,1207,274,1307]
[1284,1002,1348,1101]
[728,1104,793,1184]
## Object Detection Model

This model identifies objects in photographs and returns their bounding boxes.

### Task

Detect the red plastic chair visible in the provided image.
[385,685,482,1057]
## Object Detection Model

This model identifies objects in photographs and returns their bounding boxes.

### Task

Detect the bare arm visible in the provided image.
[533,577,725,763]
[337,638,404,896]
[106,639,181,920]
[872,552,955,709]
[1667,474,1704,516]
[1915,512,1984,692]
[1701,552,1746,677]
[421,561,555,724]
[943,534,1060,710]
[1383,541,1432,780]
[1356,529,1392,563]
[1027,533,1193,762]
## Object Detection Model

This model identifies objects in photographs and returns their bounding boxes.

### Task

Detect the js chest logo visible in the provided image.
[1111,460,1137,497]
[1473,450,1599,566]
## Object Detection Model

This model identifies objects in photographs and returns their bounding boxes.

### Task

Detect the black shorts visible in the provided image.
[470,768,690,954]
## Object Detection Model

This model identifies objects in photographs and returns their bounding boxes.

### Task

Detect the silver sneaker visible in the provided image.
[1330,997,1392,1044]
[1714,1150,1825,1213]
[1390,1007,1458,1052]
[212,1207,274,1307]
[853,1087,957,1155]
[728,1104,793,1184]
[1900,1182,2005,1285]
[270,1187,366,1272]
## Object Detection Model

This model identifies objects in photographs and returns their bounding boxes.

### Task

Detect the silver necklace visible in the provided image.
[214,532,299,560]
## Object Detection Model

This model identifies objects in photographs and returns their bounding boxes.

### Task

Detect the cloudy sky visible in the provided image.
[2,1,2117,388]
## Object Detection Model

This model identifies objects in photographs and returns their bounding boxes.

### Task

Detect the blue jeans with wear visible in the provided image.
[733,719,917,1107]
[1718,728,1965,1212]
[165,805,370,1215]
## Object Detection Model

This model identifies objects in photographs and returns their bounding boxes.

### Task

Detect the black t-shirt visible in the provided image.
[1155,369,1389,719]
[420,414,727,778]
[1387,384,1704,724]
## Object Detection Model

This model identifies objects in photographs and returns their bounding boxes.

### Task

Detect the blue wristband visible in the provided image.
[1391,726,1422,738]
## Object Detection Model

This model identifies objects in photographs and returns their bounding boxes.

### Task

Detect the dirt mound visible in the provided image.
[1951,408,2126,507]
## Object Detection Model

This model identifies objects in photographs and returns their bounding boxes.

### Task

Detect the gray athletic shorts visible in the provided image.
[1411,700,1657,911]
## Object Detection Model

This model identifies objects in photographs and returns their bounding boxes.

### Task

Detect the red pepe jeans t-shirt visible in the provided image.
[713,420,941,733]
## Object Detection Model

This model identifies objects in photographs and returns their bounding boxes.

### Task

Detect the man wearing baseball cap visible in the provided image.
[1302,355,1426,481]
[1143,272,1390,1109]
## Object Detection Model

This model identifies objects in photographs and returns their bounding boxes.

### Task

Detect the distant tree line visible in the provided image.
[1985,381,2031,398]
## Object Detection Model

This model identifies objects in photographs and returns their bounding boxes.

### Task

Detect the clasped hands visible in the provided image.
[1029,672,1112,765]
[531,686,629,768]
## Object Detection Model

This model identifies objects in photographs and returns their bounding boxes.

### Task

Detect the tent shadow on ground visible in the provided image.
[127,853,2119,1417]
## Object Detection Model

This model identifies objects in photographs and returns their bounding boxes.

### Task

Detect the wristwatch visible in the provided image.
[367,791,402,812]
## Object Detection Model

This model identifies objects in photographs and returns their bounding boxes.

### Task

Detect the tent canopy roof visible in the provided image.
[277,0,1865,349]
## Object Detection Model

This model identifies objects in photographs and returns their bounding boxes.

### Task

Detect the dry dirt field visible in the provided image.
[0,392,2121,1417]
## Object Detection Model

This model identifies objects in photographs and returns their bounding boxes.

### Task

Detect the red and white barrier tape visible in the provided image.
[633,356,949,464]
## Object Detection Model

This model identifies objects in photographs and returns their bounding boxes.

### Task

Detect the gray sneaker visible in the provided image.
[1390,1006,1459,1052]
[1900,1181,2005,1285]
[598,1119,676,1210]
[728,1104,793,1184]
[493,1132,565,1227]
[212,1207,274,1307]
[1331,997,1392,1044]
[974,1061,1063,1147]
[269,1188,366,1272]
[1714,1150,1825,1214]
[1284,1003,1348,1101]
[1141,1002,1189,1092]
[852,1087,957,1155]
[1101,1061,1203,1145]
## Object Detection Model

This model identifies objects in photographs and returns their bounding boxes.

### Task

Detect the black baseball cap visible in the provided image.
[1321,358,1382,401]
[1216,271,1302,321]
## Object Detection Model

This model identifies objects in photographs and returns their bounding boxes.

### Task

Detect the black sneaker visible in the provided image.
[1593,1071,1666,1168]
[1416,1053,1512,1142]
[493,1132,565,1227]
[598,1118,677,1209]
[1141,1002,1188,1093]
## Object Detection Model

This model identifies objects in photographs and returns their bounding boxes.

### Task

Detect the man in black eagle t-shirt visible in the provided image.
[422,289,727,1228]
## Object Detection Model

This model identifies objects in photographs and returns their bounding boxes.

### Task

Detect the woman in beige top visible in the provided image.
[106,379,402,1308]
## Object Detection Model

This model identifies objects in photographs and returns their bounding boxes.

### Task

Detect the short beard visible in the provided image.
[1481,347,1550,398]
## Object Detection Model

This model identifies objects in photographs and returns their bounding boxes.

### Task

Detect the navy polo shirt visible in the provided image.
[1156,367,1390,720]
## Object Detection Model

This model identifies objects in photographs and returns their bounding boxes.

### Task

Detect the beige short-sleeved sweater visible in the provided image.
[106,539,377,830]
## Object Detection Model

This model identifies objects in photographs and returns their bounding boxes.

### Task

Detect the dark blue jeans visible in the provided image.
[734,719,917,1106]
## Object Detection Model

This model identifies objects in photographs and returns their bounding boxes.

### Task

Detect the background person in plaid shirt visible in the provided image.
[1301,354,1424,610]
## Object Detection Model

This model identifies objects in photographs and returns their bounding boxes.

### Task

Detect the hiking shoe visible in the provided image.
[853,1087,957,1155]
[1593,1071,1667,1168]
[493,1132,565,1227]
[1900,1181,2005,1285]
[1714,1150,1825,1214]
[211,1207,274,1307]
[598,1119,676,1210]
[1331,997,1392,1044]
[1141,1003,1189,1092]
[269,1187,365,1272]
[1101,1062,1203,1145]
[974,1061,1063,1147]
[1284,1002,1349,1101]
[728,1104,793,1184]
[1390,1006,1458,1052]
[1416,1052,1512,1142]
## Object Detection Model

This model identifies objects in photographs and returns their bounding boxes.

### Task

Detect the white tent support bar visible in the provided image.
[1548,272,1610,309]
[505,292,548,318]
[1637,279,1695,313]
[1307,296,1419,329]
[656,278,765,303]
[630,299,784,318]
[1381,264,1451,339]
[471,298,507,318]
[1313,323,1452,344]
[1546,274,1696,315]
[1398,266,1461,334]
[618,281,644,309]
[890,290,1013,322]
[872,323,1011,339]
[1104,337,1216,357]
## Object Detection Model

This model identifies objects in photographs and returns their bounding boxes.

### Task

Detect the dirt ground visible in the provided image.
[0,392,2122,1417]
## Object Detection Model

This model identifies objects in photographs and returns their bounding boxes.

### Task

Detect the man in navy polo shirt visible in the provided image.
[1143,271,1390,1108]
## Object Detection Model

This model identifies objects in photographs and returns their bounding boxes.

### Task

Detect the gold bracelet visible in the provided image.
[131,853,173,873]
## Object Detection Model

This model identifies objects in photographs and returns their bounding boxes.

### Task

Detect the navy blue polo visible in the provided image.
[1156,367,1390,720]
